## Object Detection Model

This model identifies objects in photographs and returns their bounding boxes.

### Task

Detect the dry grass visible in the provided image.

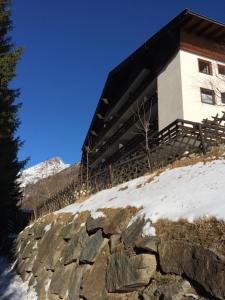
[98,206,140,219]
[142,145,225,187]
[169,145,225,168]
[155,217,225,256]
[38,210,91,226]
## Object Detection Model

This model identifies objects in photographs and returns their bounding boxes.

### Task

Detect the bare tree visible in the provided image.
[84,137,95,191]
[26,190,39,220]
[133,97,153,170]
[41,180,53,199]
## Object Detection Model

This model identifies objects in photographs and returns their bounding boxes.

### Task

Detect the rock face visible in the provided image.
[106,252,157,292]
[15,209,225,300]
[159,240,225,300]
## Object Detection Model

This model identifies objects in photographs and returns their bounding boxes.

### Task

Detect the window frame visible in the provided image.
[221,92,225,104]
[218,64,225,76]
[200,87,215,105]
[198,59,212,75]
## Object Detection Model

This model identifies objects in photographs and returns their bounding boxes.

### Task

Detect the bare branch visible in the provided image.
[133,97,153,169]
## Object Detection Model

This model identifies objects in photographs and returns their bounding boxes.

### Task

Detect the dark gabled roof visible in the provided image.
[110,9,225,76]
[82,9,225,151]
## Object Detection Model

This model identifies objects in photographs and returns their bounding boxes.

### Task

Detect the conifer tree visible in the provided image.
[0,0,26,248]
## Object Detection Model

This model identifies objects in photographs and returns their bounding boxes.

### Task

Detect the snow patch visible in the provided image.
[0,256,37,299]
[33,242,38,249]
[184,294,199,299]
[44,278,51,300]
[142,221,156,237]
[44,224,52,232]
[57,158,225,223]
[91,211,105,219]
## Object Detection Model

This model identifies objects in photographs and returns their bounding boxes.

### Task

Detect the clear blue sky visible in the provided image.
[11,0,225,167]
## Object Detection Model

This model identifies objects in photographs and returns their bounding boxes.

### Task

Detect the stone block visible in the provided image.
[135,236,160,254]
[21,239,36,259]
[81,244,109,300]
[80,230,104,264]
[35,223,64,265]
[68,265,84,300]
[87,209,138,236]
[86,216,105,234]
[63,227,89,265]
[142,273,201,300]
[110,234,121,253]
[45,237,66,271]
[33,222,48,240]
[159,240,225,300]
[121,218,145,247]
[61,216,80,241]
[106,252,157,292]
[49,262,75,298]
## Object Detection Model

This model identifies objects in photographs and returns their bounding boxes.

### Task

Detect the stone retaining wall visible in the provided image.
[15,208,225,300]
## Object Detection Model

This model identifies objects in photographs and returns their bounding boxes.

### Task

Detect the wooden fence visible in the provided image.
[36,113,225,218]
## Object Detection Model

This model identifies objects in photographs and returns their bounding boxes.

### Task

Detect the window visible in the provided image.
[198,59,212,75]
[200,88,215,104]
[221,92,225,104]
[218,64,225,75]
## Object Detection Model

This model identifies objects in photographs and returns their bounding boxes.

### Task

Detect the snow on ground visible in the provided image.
[0,256,37,300]
[58,158,225,223]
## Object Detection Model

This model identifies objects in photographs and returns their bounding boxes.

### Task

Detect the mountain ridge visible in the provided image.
[19,157,70,188]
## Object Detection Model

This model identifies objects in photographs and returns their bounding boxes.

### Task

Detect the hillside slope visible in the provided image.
[19,157,70,188]
[21,162,80,210]
[59,154,225,223]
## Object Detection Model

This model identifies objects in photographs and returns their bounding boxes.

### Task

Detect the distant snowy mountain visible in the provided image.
[19,157,70,188]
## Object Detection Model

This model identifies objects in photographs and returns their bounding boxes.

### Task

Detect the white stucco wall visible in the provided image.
[180,50,225,123]
[157,49,225,131]
[157,52,184,130]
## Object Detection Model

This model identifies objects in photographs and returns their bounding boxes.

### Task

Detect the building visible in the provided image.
[81,9,225,176]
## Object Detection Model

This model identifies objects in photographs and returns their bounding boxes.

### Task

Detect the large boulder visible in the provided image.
[159,240,225,300]
[49,262,75,298]
[21,239,37,259]
[135,236,160,254]
[45,237,66,271]
[80,229,105,263]
[86,208,139,236]
[142,273,201,300]
[110,234,122,253]
[81,244,109,300]
[33,263,53,299]
[60,214,84,240]
[35,222,63,264]
[106,252,157,292]
[33,222,49,240]
[68,265,85,300]
[63,227,89,265]
[121,218,146,247]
